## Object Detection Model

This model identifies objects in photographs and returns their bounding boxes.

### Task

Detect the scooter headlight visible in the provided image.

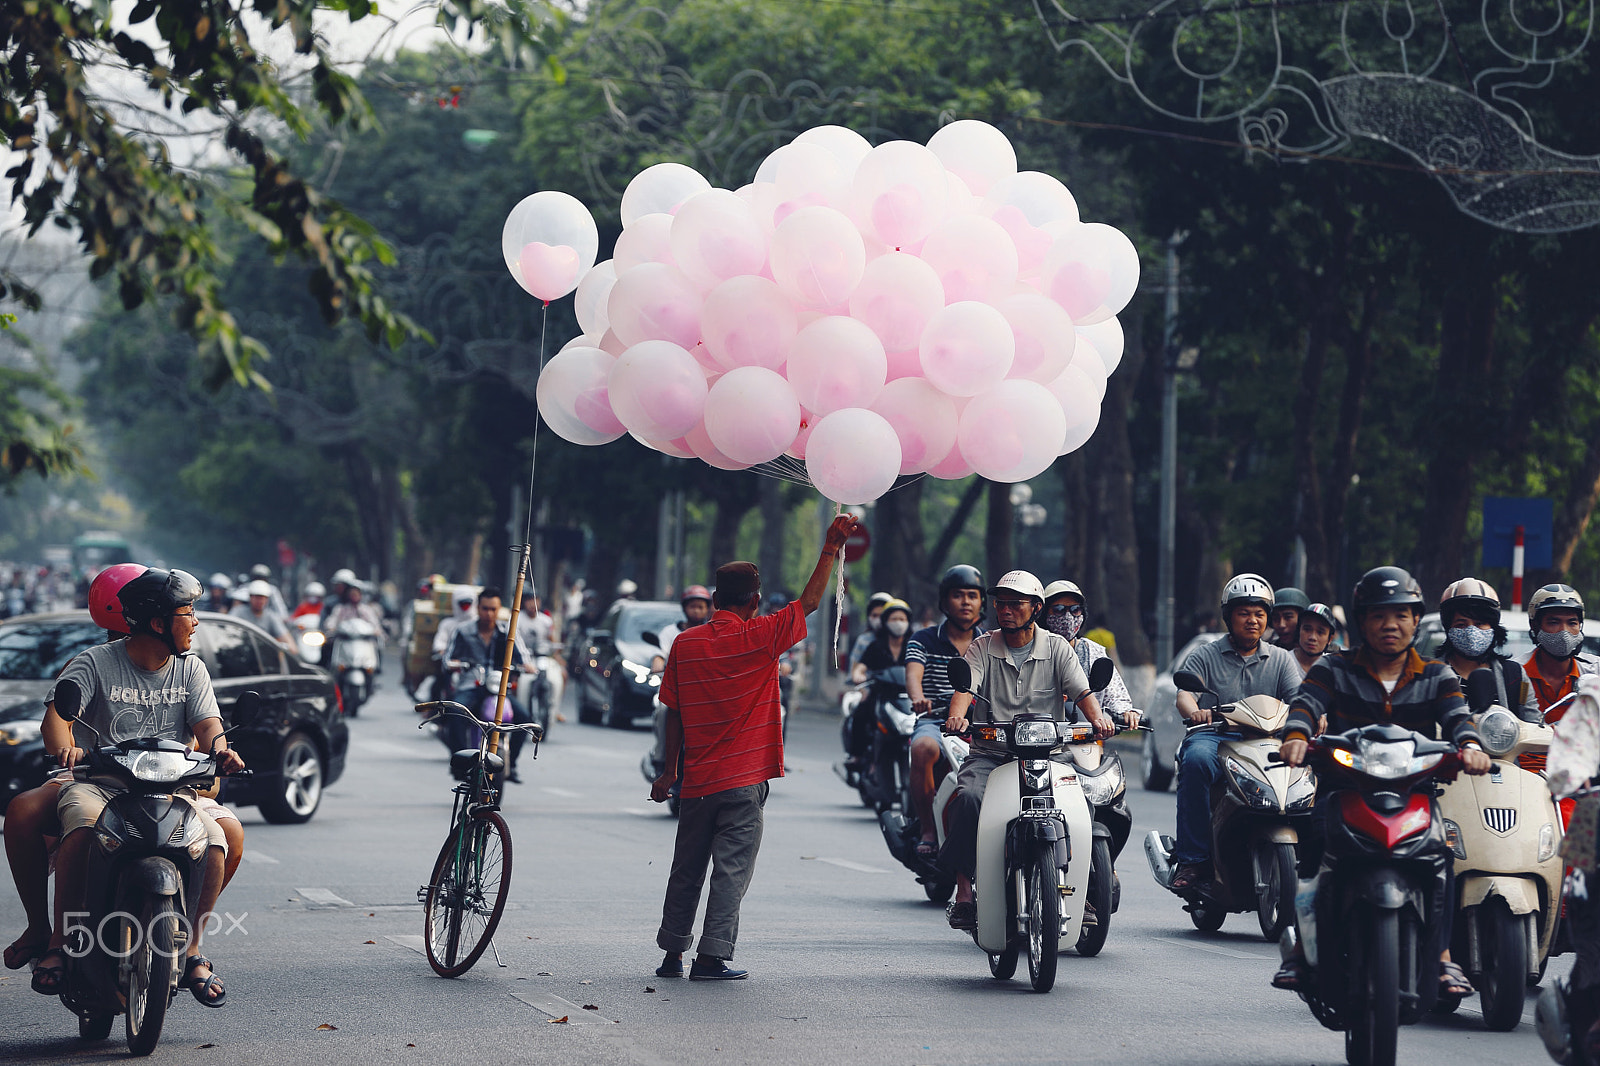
[1078,769,1121,806]
[113,750,191,784]
[1226,757,1278,810]
[302,630,325,648]
[1539,822,1557,863]
[1355,738,1416,780]
[1013,720,1059,748]
[1477,710,1520,757]
[1287,769,1317,810]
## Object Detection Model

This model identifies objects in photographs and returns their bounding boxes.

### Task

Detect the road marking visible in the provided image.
[542,786,581,798]
[297,887,355,907]
[384,935,427,955]
[509,991,618,1024]
[240,850,279,865]
[1457,1000,1533,1026]
[618,807,657,816]
[1153,936,1275,960]
[804,856,888,874]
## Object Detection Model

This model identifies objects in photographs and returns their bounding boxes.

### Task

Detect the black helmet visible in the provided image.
[116,567,203,654]
[939,564,985,605]
[1274,587,1310,612]
[1351,566,1423,619]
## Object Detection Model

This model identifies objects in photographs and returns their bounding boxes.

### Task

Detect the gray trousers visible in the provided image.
[656,781,769,960]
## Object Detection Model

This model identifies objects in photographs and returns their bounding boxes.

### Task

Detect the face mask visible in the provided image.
[1537,629,1584,658]
[1446,625,1494,659]
[886,618,909,637]
[867,615,881,631]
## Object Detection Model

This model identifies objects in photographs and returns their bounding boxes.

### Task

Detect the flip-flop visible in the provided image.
[30,948,67,995]
[915,839,939,860]
[4,932,49,970]
[182,954,227,1007]
[1439,960,1473,997]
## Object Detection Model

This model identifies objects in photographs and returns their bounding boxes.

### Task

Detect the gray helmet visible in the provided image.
[1274,587,1310,611]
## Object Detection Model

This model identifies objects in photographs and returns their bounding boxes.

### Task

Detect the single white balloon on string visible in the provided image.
[502,191,600,301]
[620,163,711,226]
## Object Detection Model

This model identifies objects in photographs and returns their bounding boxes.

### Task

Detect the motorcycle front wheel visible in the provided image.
[1255,841,1298,942]
[1478,898,1530,1031]
[1025,856,1061,992]
[1076,837,1113,957]
[1345,906,1399,1066]
[125,895,179,1056]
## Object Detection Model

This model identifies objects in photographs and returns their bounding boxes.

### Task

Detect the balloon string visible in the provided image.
[833,501,845,673]
[523,301,549,548]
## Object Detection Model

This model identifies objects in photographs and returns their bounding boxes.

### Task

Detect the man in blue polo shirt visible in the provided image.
[903,565,986,859]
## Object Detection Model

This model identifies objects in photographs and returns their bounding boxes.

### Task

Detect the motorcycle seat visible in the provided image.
[450,749,506,781]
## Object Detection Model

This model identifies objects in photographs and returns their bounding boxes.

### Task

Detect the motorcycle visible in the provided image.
[943,656,1113,993]
[438,662,520,755]
[832,683,876,808]
[1434,670,1564,1027]
[44,682,257,1054]
[330,616,381,716]
[1284,724,1464,1066]
[1063,710,1143,957]
[1145,670,1315,940]
[879,701,966,904]
[291,613,325,666]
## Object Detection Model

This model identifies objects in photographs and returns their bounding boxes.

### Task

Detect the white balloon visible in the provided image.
[669,189,768,289]
[620,163,711,227]
[573,260,617,337]
[1060,406,1102,456]
[957,379,1066,483]
[501,191,600,301]
[536,346,625,446]
[926,120,1018,197]
[981,171,1079,228]
[793,125,874,174]
[1075,317,1124,376]
[805,408,903,504]
[613,213,676,275]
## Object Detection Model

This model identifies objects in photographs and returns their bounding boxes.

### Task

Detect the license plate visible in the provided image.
[1021,808,1062,819]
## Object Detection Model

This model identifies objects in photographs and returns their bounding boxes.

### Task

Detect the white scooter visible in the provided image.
[940,657,1113,992]
[1435,671,1565,1028]
[331,616,381,716]
[292,613,324,665]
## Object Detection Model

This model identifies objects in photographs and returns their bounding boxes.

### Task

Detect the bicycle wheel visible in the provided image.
[423,809,513,977]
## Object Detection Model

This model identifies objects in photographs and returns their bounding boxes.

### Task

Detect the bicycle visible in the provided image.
[415,700,543,977]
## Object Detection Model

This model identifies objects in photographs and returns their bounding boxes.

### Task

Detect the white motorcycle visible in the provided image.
[291,613,325,665]
[331,616,381,716]
[942,656,1113,993]
[1435,671,1565,1027]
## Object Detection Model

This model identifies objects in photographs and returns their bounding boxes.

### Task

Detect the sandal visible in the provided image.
[915,839,939,860]
[182,954,227,1007]
[946,901,977,930]
[5,930,49,970]
[1170,863,1206,892]
[1272,954,1309,991]
[1439,959,1473,997]
[30,948,67,995]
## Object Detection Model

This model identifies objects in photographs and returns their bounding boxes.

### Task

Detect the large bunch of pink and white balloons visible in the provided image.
[505,121,1135,504]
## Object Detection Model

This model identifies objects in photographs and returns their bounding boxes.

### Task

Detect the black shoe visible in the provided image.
[689,959,748,980]
[654,953,684,978]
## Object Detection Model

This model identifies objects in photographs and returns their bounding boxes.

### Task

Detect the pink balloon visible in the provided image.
[607,263,703,349]
[755,142,849,220]
[633,432,696,459]
[786,408,819,459]
[852,141,949,248]
[871,377,959,474]
[848,253,944,352]
[957,379,1067,483]
[999,292,1076,383]
[684,420,747,471]
[613,213,676,274]
[608,340,708,441]
[703,366,802,464]
[919,301,1015,396]
[926,445,975,480]
[1040,225,1114,322]
[670,190,768,289]
[536,346,626,446]
[918,214,1019,304]
[769,206,866,309]
[990,206,1054,279]
[786,317,887,415]
[792,125,874,173]
[700,276,798,371]
[1079,222,1141,320]
[926,120,1017,197]
[884,347,924,382]
[502,191,599,300]
[598,329,626,357]
[804,408,902,504]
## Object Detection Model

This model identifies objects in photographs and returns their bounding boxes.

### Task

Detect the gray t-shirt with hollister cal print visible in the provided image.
[46,640,221,749]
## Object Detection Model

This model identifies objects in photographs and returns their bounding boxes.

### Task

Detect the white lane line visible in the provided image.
[1153,936,1275,960]
[542,786,581,798]
[297,887,355,907]
[618,807,657,816]
[804,856,889,874]
[240,850,279,865]
[384,935,427,955]
[509,991,618,1024]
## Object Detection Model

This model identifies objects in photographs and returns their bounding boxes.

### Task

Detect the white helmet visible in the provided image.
[1043,579,1084,604]
[208,573,232,590]
[991,570,1046,604]
[304,582,326,599]
[330,568,357,587]
[247,580,273,598]
[617,579,638,597]
[1220,573,1274,614]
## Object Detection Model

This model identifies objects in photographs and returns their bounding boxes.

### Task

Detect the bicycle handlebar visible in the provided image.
[415,701,545,737]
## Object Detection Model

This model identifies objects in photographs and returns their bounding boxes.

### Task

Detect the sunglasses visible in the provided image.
[1046,603,1085,617]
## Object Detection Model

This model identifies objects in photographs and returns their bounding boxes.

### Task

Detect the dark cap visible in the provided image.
[714,562,760,609]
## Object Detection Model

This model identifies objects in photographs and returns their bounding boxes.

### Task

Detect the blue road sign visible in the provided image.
[1482,497,1553,570]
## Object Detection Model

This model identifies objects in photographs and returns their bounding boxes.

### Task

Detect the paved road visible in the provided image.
[0,681,1562,1064]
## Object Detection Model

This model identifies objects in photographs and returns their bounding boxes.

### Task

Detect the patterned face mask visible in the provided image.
[1044,603,1085,641]
[1446,625,1494,658]
[1537,629,1584,658]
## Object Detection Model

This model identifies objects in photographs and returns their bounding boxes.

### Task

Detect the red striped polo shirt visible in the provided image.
[661,601,806,799]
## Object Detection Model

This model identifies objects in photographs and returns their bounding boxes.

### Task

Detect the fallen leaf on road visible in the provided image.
[548,1016,569,1024]
[643,987,656,993]
[363,940,375,945]
[196,1043,215,1049]
[582,1004,599,1011]
[316,1023,338,1031]
[537,971,552,976]
[407,1044,416,1048]
[367,913,375,917]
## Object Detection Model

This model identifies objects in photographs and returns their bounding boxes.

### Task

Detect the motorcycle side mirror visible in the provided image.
[1088,657,1115,694]
[947,659,973,694]
[228,691,262,731]
[1463,668,1499,714]
[641,630,660,648]
[51,678,82,721]
[1173,670,1207,694]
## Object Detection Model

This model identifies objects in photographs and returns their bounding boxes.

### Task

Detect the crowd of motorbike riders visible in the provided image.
[835,560,1600,1060]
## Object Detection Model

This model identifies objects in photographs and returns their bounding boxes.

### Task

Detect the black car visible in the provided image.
[0,611,348,823]
[574,600,685,728]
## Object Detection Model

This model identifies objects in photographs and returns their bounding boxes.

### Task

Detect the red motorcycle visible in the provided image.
[1287,723,1464,1066]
